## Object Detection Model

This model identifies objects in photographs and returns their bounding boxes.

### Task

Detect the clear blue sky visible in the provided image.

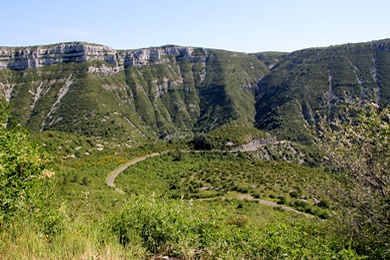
[2,0,389,52]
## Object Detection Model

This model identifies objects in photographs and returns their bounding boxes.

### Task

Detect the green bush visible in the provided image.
[229,216,249,227]
[317,211,330,219]
[0,126,51,222]
[189,134,215,150]
[109,196,358,258]
[318,199,330,209]
[289,191,299,198]
[277,196,287,205]
[252,192,262,199]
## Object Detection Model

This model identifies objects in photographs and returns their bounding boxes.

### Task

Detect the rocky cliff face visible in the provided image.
[0,43,117,70]
[0,42,206,71]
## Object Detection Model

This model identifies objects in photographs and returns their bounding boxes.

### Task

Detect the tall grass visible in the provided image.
[0,214,146,259]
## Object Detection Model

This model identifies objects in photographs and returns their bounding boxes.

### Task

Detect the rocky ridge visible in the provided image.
[0,42,205,71]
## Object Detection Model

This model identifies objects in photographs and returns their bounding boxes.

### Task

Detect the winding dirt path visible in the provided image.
[199,194,311,216]
[106,150,312,217]
[106,152,161,194]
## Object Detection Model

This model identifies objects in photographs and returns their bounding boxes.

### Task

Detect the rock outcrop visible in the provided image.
[0,42,207,71]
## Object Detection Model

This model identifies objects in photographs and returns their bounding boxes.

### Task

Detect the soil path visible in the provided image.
[106,152,161,194]
[106,150,311,217]
[199,194,311,216]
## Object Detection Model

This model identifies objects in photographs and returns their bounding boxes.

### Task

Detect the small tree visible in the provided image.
[0,99,9,127]
[314,103,389,255]
[0,99,53,222]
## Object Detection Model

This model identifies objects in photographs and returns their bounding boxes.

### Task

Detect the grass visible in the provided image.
[0,194,355,259]
[0,214,146,259]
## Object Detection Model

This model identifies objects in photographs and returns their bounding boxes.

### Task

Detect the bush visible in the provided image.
[317,211,330,219]
[108,196,355,258]
[229,216,248,227]
[289,191,299,198]
[0,126,52,222]
[81,176,90,186]
[318,199,330,209]
[237,186,249,193]
[252,192,262,199]
[304,206,314,214]
[294,200,308,208]
[237,202,244,209]
[189,135,215,150]
[277,196,286,205]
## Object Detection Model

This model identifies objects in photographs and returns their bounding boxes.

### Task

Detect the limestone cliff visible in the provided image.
[0,42,206,71]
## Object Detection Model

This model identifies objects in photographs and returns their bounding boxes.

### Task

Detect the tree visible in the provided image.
[314,103,389,256]
[0,99,53,222]
[0,99,9,126]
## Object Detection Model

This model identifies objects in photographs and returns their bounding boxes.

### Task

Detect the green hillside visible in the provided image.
[255,39,390,142]
[0,45,268,142]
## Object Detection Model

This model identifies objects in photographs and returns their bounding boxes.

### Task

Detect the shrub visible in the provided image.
[0,126,51,222]
[318,199,330,209]
[289,191,299,198]
[81,176,90,186]
[108,196,353,258]
[294,200,308,208]
[277,196,286,205]
[304,206,314,214]
[189,135,215,150]
[252,192,262,199]
[317,211,330,219]
[229,216,249,227]
[237,202,244,209]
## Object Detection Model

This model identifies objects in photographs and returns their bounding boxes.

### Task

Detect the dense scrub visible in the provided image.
[116,151,337,218]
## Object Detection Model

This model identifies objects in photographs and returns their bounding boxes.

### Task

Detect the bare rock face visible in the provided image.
[0,42,207,71]
[0,42,118,70]
[119,46,206,67]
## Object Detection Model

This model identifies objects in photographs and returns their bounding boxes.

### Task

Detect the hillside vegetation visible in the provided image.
[255,39,390,142]
[0,46,268,142]
[1,39,390,259]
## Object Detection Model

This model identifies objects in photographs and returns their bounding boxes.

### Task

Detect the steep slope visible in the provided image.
[255,51,288,69]
[255,39,390,143]
[0,42,268,141]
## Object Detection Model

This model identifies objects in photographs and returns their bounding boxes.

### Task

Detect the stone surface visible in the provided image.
[0,42,207,71]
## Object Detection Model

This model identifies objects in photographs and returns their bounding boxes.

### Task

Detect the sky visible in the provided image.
[1,0,390,53]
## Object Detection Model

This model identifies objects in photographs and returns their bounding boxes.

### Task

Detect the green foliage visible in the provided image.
[277,196,287,205]
[109,195,357,259]
[0,126,51,221]
[205,120,271,148]
[0,99,9,125]
[115,151,338,220]
[189,134,215,150]
[255,51,288,68]
[318,199,330,209]
[316,103,390,257]
[256,39,390,144]
[289,191,299,198]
